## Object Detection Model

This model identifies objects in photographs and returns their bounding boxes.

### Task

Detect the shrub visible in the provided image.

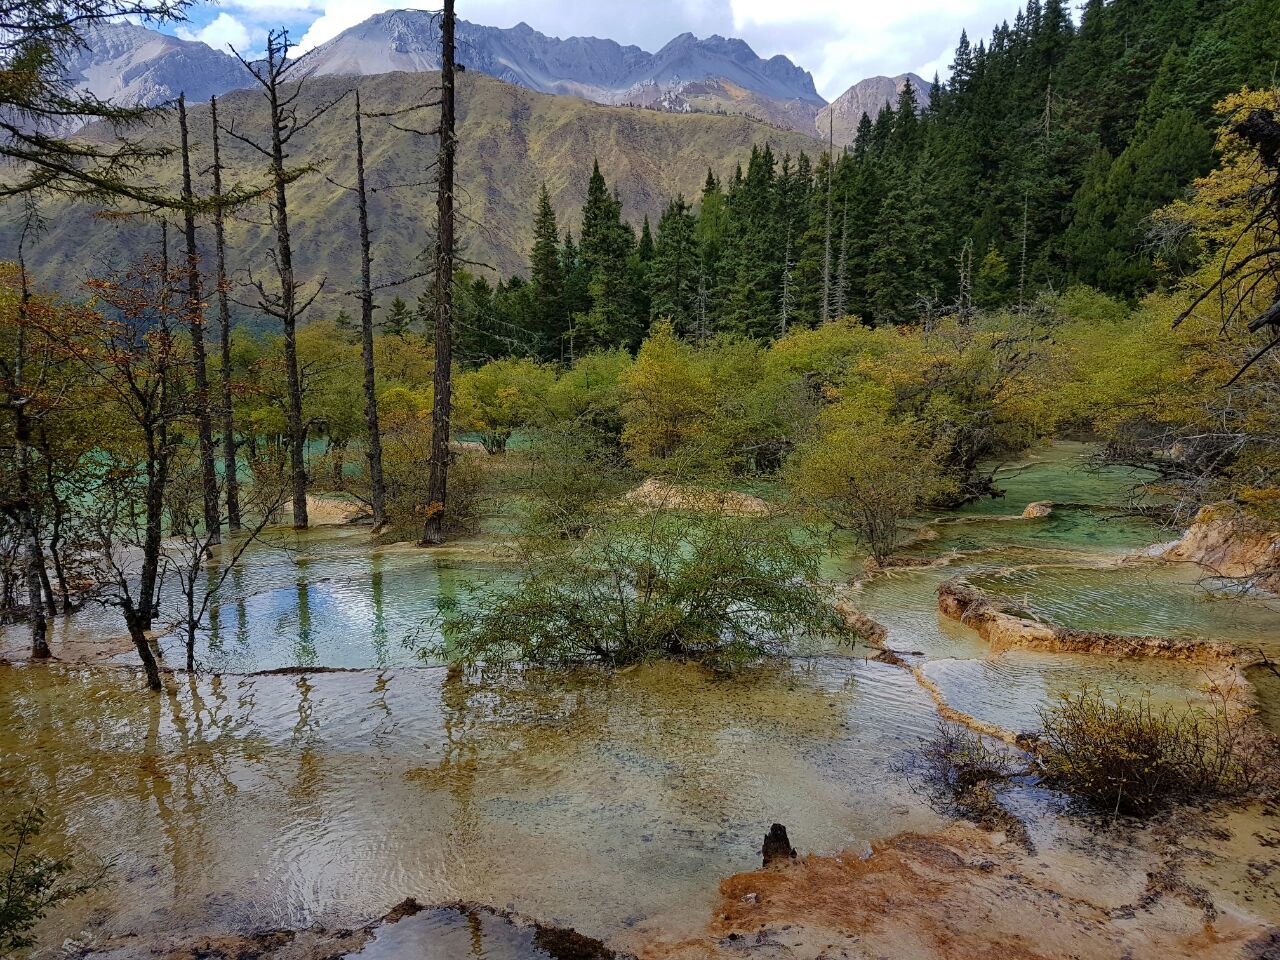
[454,358,556,454]
[372,410,492,540]
[906,721,1031,847]
[1,804,100,954]
[514,425,640,539]
[786,410,952,564]
[430,505,853,669]
[1035,688,1263,816]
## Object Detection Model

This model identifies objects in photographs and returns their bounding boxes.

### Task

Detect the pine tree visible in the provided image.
[576,161,640,349]
[650,196,698,335]
[529,184,565,356]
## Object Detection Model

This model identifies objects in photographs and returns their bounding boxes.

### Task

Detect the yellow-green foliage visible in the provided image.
[1045,88,1280,519]
[454,357,556,453]
[620,321,714,471]
[545,348,633,434]
[788,406,952,564]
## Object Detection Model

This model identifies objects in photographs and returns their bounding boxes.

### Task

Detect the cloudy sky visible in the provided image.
[166,0,1028,100]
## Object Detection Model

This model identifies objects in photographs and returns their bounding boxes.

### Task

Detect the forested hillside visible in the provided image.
[8,70,821,315]
[464,0,1280,361]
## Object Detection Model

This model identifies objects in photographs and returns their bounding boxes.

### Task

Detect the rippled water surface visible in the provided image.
[2,441,1279,953]
[1,659,939,949]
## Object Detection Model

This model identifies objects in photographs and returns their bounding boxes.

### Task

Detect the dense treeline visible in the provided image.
[438,0,1280,359]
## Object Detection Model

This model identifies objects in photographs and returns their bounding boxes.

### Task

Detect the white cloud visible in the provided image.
[726,0,1016,95]
[176,11,257,52]
[295,1,402,52]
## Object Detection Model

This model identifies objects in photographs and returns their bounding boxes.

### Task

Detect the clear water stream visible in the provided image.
[2,441,1278,953]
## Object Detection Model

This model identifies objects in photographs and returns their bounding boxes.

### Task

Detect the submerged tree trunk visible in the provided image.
[12,269,49,659]
[422,0,456,546]
[178,95,221,546]
[354,91,387,528]
[210,96,241,533]
[22,520,49,659]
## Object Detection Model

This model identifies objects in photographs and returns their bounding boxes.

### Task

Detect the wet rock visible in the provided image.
[1161,504,1280,592]
[871,648,908,668]
[531,920,618,960]
[1244,927,1280,959]
[1022,501,1053,519]
[937,578,1249,667]
[762,823,797,867]
[832,597,889,645]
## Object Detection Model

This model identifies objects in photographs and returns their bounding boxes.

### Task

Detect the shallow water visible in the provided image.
[3,441,1280,953]
[347,906,596,960]
[1,659,939,949]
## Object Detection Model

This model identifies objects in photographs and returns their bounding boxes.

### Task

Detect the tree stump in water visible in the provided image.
[762,823,796,867]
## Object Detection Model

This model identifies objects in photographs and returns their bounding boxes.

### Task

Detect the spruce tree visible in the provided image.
[529,184,565,356]
[650,196,698,335]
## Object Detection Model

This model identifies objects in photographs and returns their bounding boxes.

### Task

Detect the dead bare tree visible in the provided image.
[177,94,220,546]
[209,94,241,533]
[0,247,50,658]
[350,91,387,527]
[226,29,344,530]
[422,0,457,546]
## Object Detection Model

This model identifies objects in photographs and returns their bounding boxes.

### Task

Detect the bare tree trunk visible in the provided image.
[821,111,833,324]
[261,43,308,528]
[12,264,49,658]
[37,435,73,612]
[22,521,48,658]
[210,96,241,533]
[178,95,221,546]
[422,0,456,546]
[37,551,55,619]
[354,91,387,527]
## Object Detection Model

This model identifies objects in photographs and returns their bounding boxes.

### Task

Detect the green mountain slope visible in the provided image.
[11,70,823,316]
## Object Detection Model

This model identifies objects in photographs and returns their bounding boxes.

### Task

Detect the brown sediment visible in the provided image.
[936,578,1254,667]
[624,479,770,515]
[280,493,374,527]
[1022,500,1054,518]
[1161,504,1280,592]
[638,824,1274,960]
[0,630,136,664]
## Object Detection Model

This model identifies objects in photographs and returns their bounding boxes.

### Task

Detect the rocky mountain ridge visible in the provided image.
[64,13,922,141]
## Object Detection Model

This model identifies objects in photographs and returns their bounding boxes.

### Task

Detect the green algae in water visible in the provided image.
[969,563,1280,654]
[954,441,1159,517]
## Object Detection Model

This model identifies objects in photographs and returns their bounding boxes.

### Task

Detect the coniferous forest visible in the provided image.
[3,0,1280,956]
[443,0,1280,359]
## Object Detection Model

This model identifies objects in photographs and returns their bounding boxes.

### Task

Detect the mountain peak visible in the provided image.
[67,19,246,110]
[817,73,931,146]
[68,13,832,132]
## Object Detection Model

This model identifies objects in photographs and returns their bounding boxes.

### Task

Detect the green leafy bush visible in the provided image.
[2,805,99,954]
[432,505,852,669]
